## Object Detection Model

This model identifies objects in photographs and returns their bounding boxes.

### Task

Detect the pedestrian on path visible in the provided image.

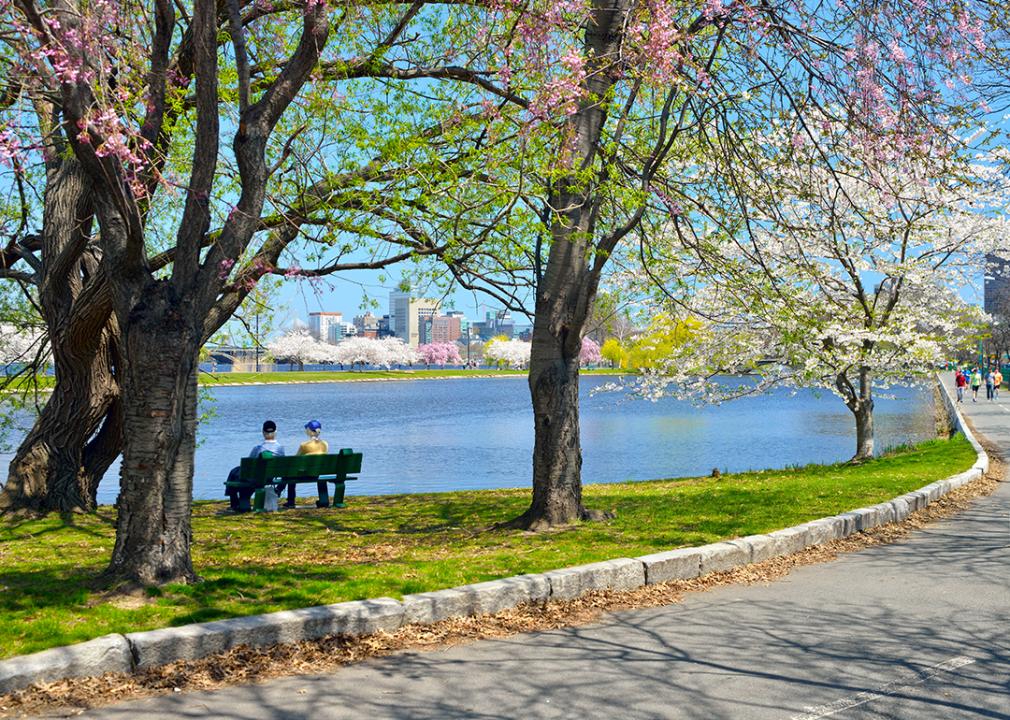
[995,368,1003,400]
[986,369,996,401]
[971,368,983,402]
[955,369,967,403]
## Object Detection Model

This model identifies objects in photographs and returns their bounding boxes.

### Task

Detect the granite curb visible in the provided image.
[0,376,989,694]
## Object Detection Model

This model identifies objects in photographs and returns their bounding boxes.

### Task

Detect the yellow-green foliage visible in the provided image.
[602,315,700,370]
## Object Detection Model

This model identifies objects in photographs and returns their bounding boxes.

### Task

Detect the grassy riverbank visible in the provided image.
[0,435,975,659]
[4,367,625,392]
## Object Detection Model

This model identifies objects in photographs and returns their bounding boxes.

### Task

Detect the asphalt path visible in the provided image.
[70,393,1010,720]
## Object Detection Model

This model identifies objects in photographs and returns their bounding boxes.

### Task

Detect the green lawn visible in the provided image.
[0,435,975,659]
[2,367,626,392]
[200,368,624,385]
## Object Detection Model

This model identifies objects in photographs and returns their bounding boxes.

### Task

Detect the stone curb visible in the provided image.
[0,376,989,694]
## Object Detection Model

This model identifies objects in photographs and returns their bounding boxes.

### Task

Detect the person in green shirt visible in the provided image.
[970,369,983,402]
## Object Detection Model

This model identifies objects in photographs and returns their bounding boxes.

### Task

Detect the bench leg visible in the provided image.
[332,480,346,508]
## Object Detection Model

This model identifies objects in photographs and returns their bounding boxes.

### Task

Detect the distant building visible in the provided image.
[352,312,380,339]
[327,322,357,343]
[445,310,469,338]
[430,315,462,344]
[472,309,515,340]
[308,312,343,342]
[389,291,441,347]
[984,254,1010,315]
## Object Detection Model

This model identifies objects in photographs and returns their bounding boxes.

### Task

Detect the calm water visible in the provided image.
[1,376,936,505]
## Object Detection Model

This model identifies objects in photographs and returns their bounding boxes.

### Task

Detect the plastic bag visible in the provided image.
[263,485,279,512]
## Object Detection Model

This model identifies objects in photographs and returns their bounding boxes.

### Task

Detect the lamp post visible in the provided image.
[255,312,260,373]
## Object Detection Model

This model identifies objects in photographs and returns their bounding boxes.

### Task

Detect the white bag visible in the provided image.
[263,486,279,512]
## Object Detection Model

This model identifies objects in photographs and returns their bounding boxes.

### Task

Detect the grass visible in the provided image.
[0,434,976,659]
[3,367,626,392]
[200,367,624,385]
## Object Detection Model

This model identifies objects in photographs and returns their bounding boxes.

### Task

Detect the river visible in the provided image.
[0,376,936,505]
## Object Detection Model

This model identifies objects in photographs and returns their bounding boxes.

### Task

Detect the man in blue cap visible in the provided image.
[277,419,330,508]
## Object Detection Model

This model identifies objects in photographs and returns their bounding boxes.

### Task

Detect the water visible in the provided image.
[1,377,936,505]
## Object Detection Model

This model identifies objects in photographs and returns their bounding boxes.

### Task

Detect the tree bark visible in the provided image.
[839,367,874,462]
[0,338,120,514]
[0,158,122,516]
[104,284,199,586]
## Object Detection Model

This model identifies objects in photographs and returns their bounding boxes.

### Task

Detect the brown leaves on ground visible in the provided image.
[2,455,1002,719]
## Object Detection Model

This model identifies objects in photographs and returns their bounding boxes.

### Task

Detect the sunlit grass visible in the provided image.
[0,434,975,659]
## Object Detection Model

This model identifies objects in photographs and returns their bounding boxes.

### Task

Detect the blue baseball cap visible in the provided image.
[305,420,322,431]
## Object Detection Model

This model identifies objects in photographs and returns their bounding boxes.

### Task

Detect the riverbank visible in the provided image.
[2,367,626,392]
[0,434,976,660]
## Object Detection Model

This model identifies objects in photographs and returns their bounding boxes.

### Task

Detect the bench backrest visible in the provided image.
[239,449,362,483]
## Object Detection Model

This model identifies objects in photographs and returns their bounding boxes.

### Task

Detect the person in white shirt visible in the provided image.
[225,420,286,512]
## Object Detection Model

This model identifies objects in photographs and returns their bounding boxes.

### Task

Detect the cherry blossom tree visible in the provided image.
[631,137,1006,460]
[579,337,601,367]
[266,330,331,371]
[417,342,462,368]
[484,338,532,369]
[444,0,998,529]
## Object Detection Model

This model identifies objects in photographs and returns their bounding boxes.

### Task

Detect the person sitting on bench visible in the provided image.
[275,419,329,508]
[225,420,286,512]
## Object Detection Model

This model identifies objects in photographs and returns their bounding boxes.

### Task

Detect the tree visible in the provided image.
[484,338,531,369]
[579,337,601,367]
[0,158,123,515]
[600,338,627,369]
[417,342,462,368]
[634,138,1002,460]
[454,0,995,527]
[3,0,527,583]
[266,330,331,371]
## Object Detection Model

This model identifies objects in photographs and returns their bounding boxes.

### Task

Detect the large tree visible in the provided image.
[627,134,1005,460]
[3,0,531,583]
[451,0,996,526]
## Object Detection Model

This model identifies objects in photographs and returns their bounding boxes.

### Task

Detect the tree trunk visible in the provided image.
[104,288,199,586]
[508,0,630,530]
[841,367,875,462]
[0,157,121,515]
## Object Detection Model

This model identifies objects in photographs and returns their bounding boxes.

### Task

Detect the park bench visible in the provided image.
[224,449,363,511]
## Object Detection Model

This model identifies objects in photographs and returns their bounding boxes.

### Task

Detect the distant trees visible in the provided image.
[330,337,417,370]
[417,343,463,368]
[267,333,418,371]
[484,338,532,369]
[266,331,331,371]
[579,338,601,368]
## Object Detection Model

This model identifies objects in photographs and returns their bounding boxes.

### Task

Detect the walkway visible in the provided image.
[76,398,1010,719]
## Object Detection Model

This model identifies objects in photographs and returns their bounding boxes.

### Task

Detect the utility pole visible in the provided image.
[255,312,261,373]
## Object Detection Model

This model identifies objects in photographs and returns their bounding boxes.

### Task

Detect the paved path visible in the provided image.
[72,395,1010,720]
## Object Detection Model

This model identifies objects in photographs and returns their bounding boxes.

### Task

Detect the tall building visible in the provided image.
[445,310,469,338]
[308,312,343,342]
[984,254,1010,315]
[389,291,441,347]
[430,315,462,343]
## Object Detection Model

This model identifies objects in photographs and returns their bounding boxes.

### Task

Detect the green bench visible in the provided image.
[224,449,363,510]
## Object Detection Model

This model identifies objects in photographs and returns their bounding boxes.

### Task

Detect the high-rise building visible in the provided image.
[308,312,343,342]
[430,315,462,343]
[984,254,1010,315]
[389,291,441,347]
